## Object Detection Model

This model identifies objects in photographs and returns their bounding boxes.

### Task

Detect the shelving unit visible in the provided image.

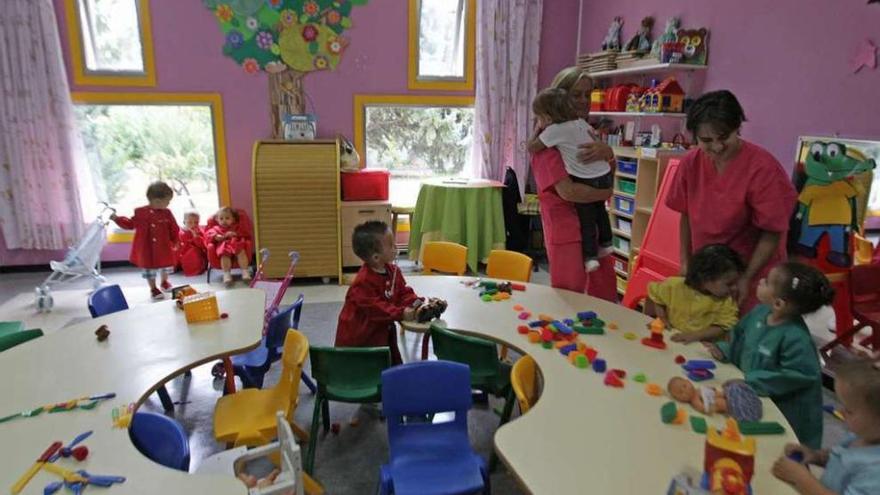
[587,62,708,79]
[591,111,686,118]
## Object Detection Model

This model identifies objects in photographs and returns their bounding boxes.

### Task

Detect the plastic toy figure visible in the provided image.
[667,377,763,422]
[602,16,624,51]
[625,16,654,52]
[652,17,681,56]
[794,141,876,267]
[701,419,755,495]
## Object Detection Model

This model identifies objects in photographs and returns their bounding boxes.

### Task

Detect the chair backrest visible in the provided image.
[430,325,499,386]
[129,411,190,471]
[88,285,129,318]
[0,329,44,353]
[381,361,473,455]
[309,346,391,401]
[206,207,253,238]
[266,295,305,350]
[511,355,539,414]
[486,250,533,282]
[270,330,310,420]
[422,241,467,275]
[851,264,880,305]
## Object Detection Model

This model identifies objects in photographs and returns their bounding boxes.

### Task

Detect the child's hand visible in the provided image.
[671,332,699,344]
[225,231,237,239]
[772,456,812,485]
[703,342,724,360]
[109,213,118,221]
[783,443,820,465]
[402,307,416,322]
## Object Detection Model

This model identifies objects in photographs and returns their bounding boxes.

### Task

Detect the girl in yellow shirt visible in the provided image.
[648,244,743,344]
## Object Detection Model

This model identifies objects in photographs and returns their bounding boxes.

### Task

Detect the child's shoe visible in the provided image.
[160,280,172,291]
[150,287,164,300]
[586,259,601,272]
[223,273,234,288]
[241,270,252,282]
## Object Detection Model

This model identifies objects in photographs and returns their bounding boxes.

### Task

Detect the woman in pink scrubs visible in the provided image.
[666,90,797,311]
[530,67,617,301]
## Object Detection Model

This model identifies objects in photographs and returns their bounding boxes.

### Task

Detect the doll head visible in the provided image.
[668,376,696,402]
[216,207,239,228]
[183,211,200,231]
[685,244,744,298]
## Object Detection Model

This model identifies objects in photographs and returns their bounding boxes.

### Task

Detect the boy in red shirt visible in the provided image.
[335,221,446,365]
[110,181,179,299]
[177,211,207,277]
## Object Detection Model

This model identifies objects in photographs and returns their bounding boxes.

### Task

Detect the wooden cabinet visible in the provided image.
[252,140,340,279]
[340,201,392,267]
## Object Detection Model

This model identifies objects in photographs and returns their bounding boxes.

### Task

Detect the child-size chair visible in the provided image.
[304,346,392,474]
[486,250,533,283]
[378,361,490,495]
[214,330,311,448]
[821,264,880,356]
[421,241,467,275]
[205,207,255,283]
[129,412,190,471]
[510,354,540,415]
[88,285,174,411]
[429,324,515,471]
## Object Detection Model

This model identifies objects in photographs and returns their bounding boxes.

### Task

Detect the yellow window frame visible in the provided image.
[71,92,230,243]
[407,0,476,91]
[353,94,475,169]
[63,0,157,87]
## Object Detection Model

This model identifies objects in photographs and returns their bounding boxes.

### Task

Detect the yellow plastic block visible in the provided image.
[183,292,220,323]
[538,313,554,322]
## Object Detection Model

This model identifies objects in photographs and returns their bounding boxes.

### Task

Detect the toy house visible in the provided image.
[640,77,685,113]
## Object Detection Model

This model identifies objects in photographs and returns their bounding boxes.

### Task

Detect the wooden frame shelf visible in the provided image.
[587,62,708,79]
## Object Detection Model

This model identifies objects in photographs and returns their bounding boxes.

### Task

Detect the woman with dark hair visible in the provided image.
[666,90,797,311]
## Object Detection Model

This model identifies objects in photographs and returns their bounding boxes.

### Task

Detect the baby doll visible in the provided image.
[667,376,763,422]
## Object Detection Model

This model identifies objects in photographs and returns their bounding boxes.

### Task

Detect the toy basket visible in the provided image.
[183,292,220,323]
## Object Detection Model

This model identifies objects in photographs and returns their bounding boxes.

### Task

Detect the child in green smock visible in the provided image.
[705,262,833,449]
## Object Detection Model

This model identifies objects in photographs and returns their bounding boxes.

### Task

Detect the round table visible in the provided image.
[408,178,506,273]
[0,289,264,494]
[406,276,797,494]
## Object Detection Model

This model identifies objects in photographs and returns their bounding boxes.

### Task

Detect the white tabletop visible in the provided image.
[407,276,796,494]
[0,288,265,494]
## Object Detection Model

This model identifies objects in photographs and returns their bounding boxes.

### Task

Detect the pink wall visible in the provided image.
[579,0,880,167]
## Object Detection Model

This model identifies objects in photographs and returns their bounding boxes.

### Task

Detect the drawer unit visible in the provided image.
[617,158,637,175]
[613,195,635,215]
[341,201,392,267]
[616,177,636,195]
[614,216,632,234]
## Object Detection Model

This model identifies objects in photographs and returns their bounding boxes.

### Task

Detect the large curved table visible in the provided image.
[0,289,264,494]
[407,276,797,494]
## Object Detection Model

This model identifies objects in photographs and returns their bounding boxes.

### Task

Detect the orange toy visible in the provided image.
[182,292,220,323]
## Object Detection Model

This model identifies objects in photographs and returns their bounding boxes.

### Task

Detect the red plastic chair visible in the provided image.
[821,264,880,357]
[205,208,255,283]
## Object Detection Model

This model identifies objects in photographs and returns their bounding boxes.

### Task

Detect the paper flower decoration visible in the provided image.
[313,55,329,69]
[215,4,234,22]
[246,17,259,31]
[280,9,297,27]
[327,36,344,55]
[326,10,341,25]
[243,58,260,73]
[226,30,244,49]
[256,31,274,49]
[304,1,320,16]
[302,25,318,42]
[266,0,283,9]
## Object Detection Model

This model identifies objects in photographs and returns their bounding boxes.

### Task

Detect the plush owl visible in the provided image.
[676,28,709,65]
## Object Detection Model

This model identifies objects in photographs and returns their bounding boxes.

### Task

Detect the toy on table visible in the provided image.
[111,403,135,429]
[43,467,125,494]
[10,441,62,494]
[642,318,668,349]
[172,284,198,309]
[414,298,448,323]
[700,418,755,495]
[737,421,785,435]
[48,431,93,462]
[661,401,687,424]
[682,360,716,381]
[476,280,524,302]
[95,324,110,342]
[182,291,220,323]
[0,393,116,425]
[667,377,763,422]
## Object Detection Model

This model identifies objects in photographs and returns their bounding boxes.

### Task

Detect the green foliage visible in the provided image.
[365,107,474,176]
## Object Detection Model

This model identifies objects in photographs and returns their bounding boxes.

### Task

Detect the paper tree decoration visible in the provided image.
[204,0,369,136]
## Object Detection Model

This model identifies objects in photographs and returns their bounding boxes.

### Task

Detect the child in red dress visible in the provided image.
[177,211,207,277]
[110,181,179,299]
[334,221,446,365]
[205,207,253,287]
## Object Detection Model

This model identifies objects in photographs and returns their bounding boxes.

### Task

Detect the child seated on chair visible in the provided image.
[177,210,207,277]
[206,207,253,287]
[335,221,446,365]
[110,181,179,300]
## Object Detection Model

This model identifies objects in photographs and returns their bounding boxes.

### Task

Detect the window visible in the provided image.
[72,93,230,242]
[408,0,475,91]
[64,0,156,86]
[354,95,474,206]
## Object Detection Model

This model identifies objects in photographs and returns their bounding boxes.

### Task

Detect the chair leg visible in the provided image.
[321,399,330,434]
[306,396,324,474]
[420,331,430,360]
[301,371,317,394]
[499,345,509,361]
[222,357,236,395]
[499,388,516,426]
[156,385,174,412]
[206,267,211,284]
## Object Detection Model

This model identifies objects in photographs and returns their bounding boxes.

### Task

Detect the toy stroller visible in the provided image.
[35,203,116,312]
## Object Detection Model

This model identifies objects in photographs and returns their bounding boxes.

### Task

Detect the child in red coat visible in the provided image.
[177,211,207,277]
[335,221,446,365]
[206,207,253,287]
[110,181,179,299]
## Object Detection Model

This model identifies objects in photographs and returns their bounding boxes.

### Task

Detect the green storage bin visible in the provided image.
[617,178,636,195]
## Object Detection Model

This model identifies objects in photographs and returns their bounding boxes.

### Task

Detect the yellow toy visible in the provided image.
[702,418,755,494]
[183,292,220,323]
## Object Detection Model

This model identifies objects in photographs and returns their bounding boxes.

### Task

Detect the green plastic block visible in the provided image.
[547,323,558,333]
[575,355,589,368]
[541,341,553,349]
[592,317,606,328]
[573,324,588,334]
[661,401,678,424]
[633,372,647,383]
[738,421,785,435]
[481,294,493,302]
[690,416,707,434]
[581,325,605,335]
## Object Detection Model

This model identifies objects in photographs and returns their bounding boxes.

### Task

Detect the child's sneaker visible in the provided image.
[160,280,172,291]
[241,270,252,282]
[223,273,234,288]
[150,287,164,300]
[586,259,601,272]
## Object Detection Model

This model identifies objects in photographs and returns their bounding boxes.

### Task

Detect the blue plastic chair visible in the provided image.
[88,285,174,411]
[87,285,129,318]
[379,361,489,495]
[232,295,310,389]
[129,412,190,471]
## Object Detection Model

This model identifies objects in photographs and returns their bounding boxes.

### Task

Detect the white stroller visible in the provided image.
[35,202,116,312]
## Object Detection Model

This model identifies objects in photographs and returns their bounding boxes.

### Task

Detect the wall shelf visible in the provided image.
[592,111,686,118]
[612,228,631,238]
[615,171,637,180]
[587,62,708,79]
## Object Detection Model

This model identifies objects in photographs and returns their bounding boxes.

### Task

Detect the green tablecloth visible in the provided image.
[408,180,506,273]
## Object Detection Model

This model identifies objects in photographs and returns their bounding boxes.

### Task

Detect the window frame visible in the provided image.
[63,0,157,87]
[407,0,476,91]
[71,92,230,242]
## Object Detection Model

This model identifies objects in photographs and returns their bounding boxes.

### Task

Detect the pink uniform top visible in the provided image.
[531,148,581,245]
[666,140,797,278]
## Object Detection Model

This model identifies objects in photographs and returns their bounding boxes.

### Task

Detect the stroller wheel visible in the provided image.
[211,362,226,379]
[35,291,53,313]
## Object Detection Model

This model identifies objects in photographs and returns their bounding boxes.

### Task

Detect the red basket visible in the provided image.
[341,169,390,201]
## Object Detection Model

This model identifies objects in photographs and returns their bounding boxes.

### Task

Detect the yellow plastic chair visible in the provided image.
[422,241,467,275]
[511,354,540,414]
[486,250,533,282]
[855,233,874,265]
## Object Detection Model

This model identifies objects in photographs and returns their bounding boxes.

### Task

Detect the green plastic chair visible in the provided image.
[304,346,392,474]
[430,324,515,471]
[0,329,44,353]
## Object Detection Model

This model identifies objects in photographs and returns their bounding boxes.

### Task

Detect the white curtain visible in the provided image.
[0,0,92,250]
[472,0,543,193]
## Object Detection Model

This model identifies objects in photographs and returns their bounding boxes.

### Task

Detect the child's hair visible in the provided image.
[685,244,745,290]
[775,262,835,315]
[216,206,239,222]
[183,210,200,221]
[833,359,880,418]
[532,88,579,124]
[146,181,174,200]
[351,221,389,261]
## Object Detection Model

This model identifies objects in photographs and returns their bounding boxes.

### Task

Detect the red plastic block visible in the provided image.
[584,348,598,362]
[611,369,626,379]
[674,355,686,364]
[517,325,530,334]
[540,328,553,342]
[604,371,624,388]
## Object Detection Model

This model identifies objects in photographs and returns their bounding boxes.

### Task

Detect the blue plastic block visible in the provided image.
[552,320,573,335]
[528,320,546,328]
[563,318,575,326]
[592,358,607,373]
[559,343,577,356]
[577,311,597,321]
[682,360,717,371]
